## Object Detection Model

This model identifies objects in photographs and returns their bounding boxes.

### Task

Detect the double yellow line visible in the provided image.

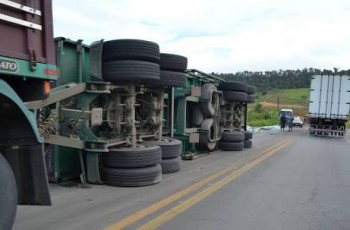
[107,137,295,230]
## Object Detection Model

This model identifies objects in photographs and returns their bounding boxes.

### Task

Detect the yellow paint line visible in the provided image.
[137,139,295,230]
[106,138,293,230]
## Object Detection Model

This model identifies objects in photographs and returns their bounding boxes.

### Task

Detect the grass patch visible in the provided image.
[254,88,309,116]
[247,103,279,127]
[259,88,310,105]
[248,88,309,127]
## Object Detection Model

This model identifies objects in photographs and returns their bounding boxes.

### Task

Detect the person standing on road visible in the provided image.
[288,116,294,132]
[280,112,286,131]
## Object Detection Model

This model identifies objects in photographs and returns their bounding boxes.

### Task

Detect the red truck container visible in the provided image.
[0,0,55,65]
[0,0,57,101]
[0,1,56,229]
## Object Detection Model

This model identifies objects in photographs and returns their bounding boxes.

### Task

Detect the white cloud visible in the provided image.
[52,0,350,72]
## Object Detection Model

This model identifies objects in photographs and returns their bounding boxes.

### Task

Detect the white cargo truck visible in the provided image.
[308,75,350,136]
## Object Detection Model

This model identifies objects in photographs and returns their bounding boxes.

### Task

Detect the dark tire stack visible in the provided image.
[219,81,247,132]
[144,53,187,87]
[218,131,244,151]
[243,131,253,148]
[219,81,248,147]
[247,85,256,103]
[143,137,182,174]
[244,85,255,148]
[102,145,162,186]
[102,39,161,84]
[218,81,248,103]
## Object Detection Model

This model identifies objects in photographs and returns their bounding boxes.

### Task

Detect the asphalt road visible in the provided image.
[13,128,350,230]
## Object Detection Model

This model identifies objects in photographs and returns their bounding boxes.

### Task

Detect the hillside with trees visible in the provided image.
[213,68,350,92]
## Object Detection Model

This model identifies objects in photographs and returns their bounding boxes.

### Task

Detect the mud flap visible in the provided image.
[4,144,51,205]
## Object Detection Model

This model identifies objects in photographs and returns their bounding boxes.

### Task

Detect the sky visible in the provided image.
[52,0,350,73]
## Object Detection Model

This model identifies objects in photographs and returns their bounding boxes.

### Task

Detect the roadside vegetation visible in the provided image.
[247,88,309,127]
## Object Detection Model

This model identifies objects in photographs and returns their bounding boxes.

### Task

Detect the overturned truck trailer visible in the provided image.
[308,75,350,137]
[171,70,256,156]
[0,1,255,229]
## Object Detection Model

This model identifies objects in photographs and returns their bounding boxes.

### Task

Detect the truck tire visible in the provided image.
[221,131,244,142]
[160,53,188,72]
[161,157,181,174]
[218,81,247,92]
[243,131,253,140]
[102,60,160,83]
[247,86,256,95]
[0,154,17,230]
[102,164,162,187]
[244,140,253,148]
[102,39,160,63]
[143,137,182,159]
[222,91,247,103]
[247,94,255,103]
[144,70,186,87]
[219,141,244,151]
[103,145,161,168]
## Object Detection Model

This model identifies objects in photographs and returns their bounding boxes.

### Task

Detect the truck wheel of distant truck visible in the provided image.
[102,39,160,63]
[102,60,160,83]
[0,154,17,230]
